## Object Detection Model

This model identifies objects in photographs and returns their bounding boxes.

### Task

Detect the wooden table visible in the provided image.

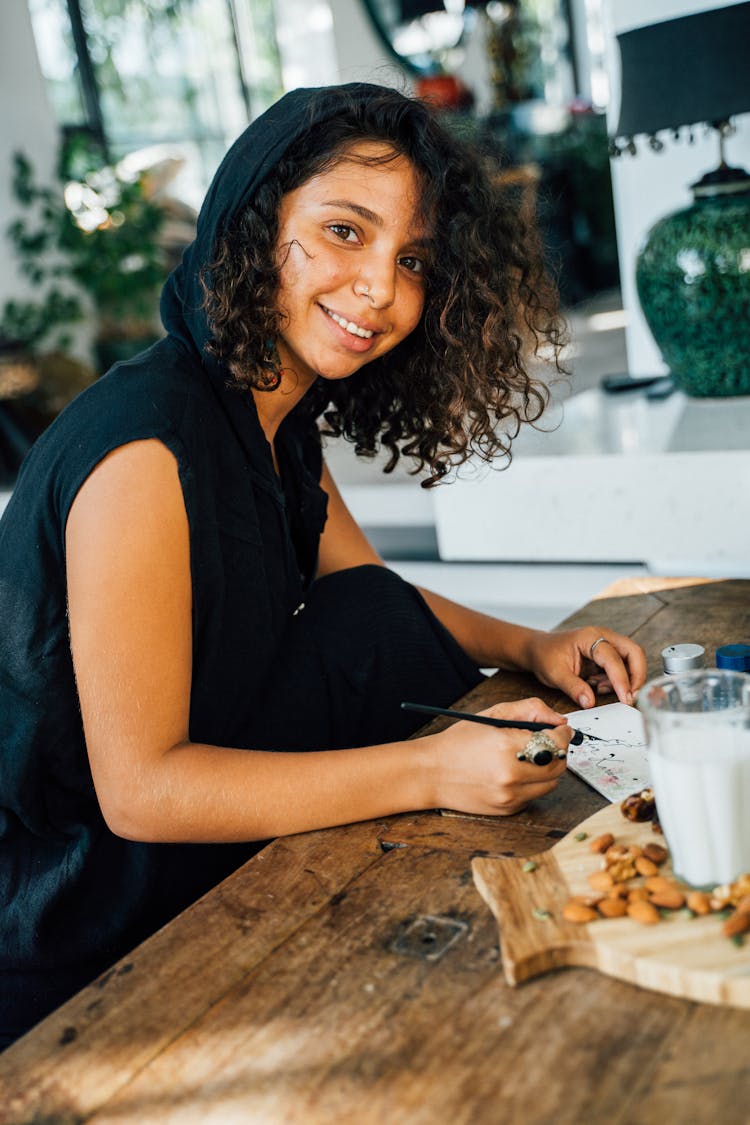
[2,577,750,1124]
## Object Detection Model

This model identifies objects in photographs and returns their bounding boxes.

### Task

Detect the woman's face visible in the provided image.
[273,142,431,387]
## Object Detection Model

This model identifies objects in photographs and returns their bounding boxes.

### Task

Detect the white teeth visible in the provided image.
[324,307,374,338]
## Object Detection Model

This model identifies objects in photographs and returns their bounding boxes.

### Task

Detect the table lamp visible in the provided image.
[609,2,750,397]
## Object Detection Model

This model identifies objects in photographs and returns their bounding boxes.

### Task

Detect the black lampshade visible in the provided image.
[399,1,445,21]
[398,1,490,24]
[614,2,750,142]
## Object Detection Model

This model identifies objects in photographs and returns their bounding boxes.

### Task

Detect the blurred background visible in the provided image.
[1,0,749,631]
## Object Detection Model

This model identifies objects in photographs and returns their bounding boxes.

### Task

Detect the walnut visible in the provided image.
[620,788,656,822]
[607,859,638,883]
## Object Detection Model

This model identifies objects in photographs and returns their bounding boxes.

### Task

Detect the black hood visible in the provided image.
[159,82,397,377]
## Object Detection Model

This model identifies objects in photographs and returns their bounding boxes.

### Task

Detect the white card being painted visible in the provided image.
[565,702,650,803]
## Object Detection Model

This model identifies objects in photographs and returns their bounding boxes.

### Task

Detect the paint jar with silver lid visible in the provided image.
[661,643,706,675]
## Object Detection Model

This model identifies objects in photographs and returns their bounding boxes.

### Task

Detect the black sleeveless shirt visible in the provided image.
[0,82,411,1034]
[0,339,327,998]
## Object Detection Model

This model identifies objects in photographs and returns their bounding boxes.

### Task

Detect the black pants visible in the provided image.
[249,564,484,752]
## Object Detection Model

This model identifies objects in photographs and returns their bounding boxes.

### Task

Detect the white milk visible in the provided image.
[649,724,750,887]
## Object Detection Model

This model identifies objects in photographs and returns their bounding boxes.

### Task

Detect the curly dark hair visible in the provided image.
[203,87,566,486]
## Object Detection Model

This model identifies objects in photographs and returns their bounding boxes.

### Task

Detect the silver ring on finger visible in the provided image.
[516,731,565,767]
[589,635,608,661]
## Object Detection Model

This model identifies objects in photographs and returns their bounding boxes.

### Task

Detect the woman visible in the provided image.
[0,83,645,1045]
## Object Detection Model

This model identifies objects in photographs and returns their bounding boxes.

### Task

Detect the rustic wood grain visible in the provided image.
[78,826,747,1125]
[592,575,720,599]
[0,821,386,1123]
[555,590,667,638]
[632,580,750,680]
[2,580,749,1125]
[474,804,750,1007]
[58,833,693,1125]
[626,1002,750,1125]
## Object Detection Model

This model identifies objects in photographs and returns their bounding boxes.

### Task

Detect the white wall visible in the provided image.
[326,3,494,110]
[273,0,341,90]
[0,0,59,317]
[604,0,750,375]
[327,0,412,89]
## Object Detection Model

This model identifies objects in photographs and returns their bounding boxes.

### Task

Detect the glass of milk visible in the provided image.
[638,670,750,887]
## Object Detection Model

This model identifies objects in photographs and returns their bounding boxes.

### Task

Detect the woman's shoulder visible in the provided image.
[8,340,220,529]
[58,338,204,430]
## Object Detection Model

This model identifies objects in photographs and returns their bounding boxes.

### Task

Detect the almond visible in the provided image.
[628,886,651,903]
[590,833,615,854]
[642,843,668,865]
[735,895,750,916]
[598,897,628,918]
[645,875,678,894]
[686,891,712,916]
[627,900,660,925]
[634,856,659,878]
[570,893,604,908]
[563,901,599,924]
[722,911,750,939]
[588,870,615,892]
[649,888,686,910]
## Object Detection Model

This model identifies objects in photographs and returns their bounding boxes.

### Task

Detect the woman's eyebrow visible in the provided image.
[322,199,383,226]
[322,198,434,248]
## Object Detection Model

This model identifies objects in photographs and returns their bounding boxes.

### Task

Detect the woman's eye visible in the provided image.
[399,255,425,275]
[329,224,359,243]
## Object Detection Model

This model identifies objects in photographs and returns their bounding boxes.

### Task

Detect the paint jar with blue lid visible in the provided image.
[716,644,750,672]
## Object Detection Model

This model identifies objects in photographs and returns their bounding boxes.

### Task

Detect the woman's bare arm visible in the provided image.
[66,441,566,843]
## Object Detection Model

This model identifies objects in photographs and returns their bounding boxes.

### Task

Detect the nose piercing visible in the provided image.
[355,281,371,299]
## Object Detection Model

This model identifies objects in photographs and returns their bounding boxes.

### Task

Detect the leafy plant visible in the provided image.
[1,137,168,354]
[0,289,83,354]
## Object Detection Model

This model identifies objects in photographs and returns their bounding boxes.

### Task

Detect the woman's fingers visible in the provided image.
[553,629,647,708]
[496,776,565,816]
[586,631,648,705]
[480,696,568,727]
[433,713,570,818]
[496,742,569,813]
[513,724,573,765]
[525,626,647,710]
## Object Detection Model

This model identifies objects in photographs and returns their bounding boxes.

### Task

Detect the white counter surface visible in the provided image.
[433,388,750,574]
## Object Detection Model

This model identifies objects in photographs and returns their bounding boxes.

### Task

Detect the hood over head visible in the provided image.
[160,82,403,376]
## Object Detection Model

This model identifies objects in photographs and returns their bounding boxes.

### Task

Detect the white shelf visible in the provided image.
[434,389,750,576]
[389,560,649,631]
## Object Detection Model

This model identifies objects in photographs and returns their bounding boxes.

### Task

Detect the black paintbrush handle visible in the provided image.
[400,701,587,745]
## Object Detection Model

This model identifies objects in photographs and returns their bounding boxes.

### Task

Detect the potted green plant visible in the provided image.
[2,136,169,374]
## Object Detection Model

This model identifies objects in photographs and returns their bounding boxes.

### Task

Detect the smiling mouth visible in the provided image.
[320,305,376,339]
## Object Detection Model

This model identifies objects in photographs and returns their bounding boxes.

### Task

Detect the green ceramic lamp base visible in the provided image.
[636,165,750,397]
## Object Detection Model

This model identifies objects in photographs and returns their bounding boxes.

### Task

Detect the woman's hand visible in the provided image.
[428,698,572,817]
[524,627,647,710]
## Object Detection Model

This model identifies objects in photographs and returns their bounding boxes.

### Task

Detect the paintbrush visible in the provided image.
[400,700,605,764]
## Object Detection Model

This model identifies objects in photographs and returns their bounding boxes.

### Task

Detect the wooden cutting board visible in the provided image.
[472,803,750,1009]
